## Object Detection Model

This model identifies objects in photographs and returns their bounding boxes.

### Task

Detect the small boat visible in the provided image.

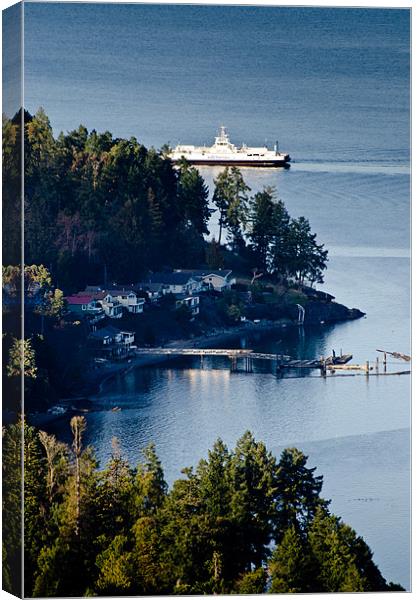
[168,126,290,168]
[111,406,122,412]
[326,353,353,365]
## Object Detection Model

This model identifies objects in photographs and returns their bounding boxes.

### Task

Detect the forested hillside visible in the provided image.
[3,422,403,596]
[3,108,327,293]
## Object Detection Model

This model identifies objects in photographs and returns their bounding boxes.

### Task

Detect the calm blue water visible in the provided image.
[23,4,410,590]
[24,4,410,163]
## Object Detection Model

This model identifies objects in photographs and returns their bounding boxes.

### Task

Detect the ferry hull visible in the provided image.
[172,157,291,168]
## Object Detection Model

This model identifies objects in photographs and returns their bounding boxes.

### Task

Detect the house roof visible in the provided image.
[90,291,107,300]
[110,289,139,298]
[70,290,107,301]
[66,294,94,305]
[174,269,232,279]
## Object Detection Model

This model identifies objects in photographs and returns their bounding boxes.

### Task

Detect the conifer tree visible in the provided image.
[275,447,329,541]
[213,167,250,248]
[269,525,313,593]
[248,187,280,271]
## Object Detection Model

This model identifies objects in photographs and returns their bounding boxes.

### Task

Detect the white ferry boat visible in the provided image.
[169,126,291,168]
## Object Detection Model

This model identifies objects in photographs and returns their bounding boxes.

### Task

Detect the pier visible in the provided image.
[134,347,410,377]
[135,347,351,373]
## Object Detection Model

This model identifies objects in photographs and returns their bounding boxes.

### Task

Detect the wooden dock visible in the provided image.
[134,347,353,373]
[135,348,253,357]
[134,346,410,378]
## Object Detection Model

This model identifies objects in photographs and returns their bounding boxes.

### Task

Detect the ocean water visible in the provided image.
[23,4,410,590]
[24,4,410,161]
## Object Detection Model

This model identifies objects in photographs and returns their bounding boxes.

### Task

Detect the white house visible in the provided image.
[110,289,145,314]
[174,269,235,292]
[90,326,135,357]
[90,325,122,345]
[100,294,123,319]
[83,286,145,316]
[176,295,200,316]
[145,272,202,296]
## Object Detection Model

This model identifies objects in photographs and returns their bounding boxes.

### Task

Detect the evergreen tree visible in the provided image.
[95,535,133,595]
[248,186,279,271]
[229,431,278,570]
[235,567,267,594]
[205,237,224,269]
[275,216,328,285]
[3,114,23,265]
[24,424,49,596]
[177,160,211,235]
[2,422,23,596]
[307,508,366,592]
[269,525,313,593]
[213,167,250,249]
[275,447,329,541]
[134,443,167,516]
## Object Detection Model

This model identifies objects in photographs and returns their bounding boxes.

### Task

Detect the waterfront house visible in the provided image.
[65,293,105,318]
[108,289,145,314]
[84,285,145,315]
[135,282,164,303]
[145,271,202,296]
[89,326,135,358]
[100,294,123,319]
[173,269,235,292]
[175,294,200,317]
[89,325,121,346]
[119,330,136,348]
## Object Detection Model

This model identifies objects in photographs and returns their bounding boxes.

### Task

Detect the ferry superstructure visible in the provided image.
[168,126,291,168]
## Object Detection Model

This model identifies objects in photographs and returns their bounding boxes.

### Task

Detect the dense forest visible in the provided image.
[2,420,403,596]
[3,108,327,294]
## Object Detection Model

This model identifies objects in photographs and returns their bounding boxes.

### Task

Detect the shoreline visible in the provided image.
[94,318,293,395]
[27,318,293,426]
[27,293,366,426]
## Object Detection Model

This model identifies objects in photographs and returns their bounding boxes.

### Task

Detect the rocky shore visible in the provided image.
[28,294,365,426]
[76,295,365,399]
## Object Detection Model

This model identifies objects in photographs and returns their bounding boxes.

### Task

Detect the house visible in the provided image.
[65,294,105,319]
[89,326,135,358]
[144,272,202,296]
[119,330,136,349]
[84,285,145,315]
[89,325,121,345]
[173,269,235,292]
[176,295,200,317]
[135,282,164,303]
[108,289,145,314]
[100,294,123,319]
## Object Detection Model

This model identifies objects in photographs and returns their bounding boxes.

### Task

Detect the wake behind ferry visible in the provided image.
[169,126,291,168]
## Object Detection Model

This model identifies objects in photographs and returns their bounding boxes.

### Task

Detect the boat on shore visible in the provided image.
[168,126,291,168]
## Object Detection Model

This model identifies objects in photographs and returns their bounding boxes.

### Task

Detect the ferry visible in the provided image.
[168,126,291,168]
